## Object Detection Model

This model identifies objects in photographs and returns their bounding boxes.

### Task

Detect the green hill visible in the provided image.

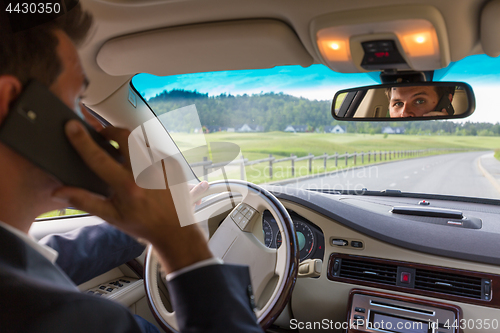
[147,89,500,136]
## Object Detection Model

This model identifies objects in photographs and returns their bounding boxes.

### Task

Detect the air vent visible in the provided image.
[339,258,397,285]
[415,269,483,299]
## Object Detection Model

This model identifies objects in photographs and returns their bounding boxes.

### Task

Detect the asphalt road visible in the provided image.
[286,151,500,200]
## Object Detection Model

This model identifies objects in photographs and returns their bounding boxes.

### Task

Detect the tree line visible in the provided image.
[147,89,500,136]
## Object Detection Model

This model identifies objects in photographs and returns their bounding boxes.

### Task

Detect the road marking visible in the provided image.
[477,154,500,195]
[389,183,397,187]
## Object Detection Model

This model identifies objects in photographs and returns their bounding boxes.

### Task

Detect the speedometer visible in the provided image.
[262,218,274,247]
[276,220,315,261]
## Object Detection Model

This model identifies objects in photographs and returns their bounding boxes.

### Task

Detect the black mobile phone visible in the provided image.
[435,93,455,115]
[0,80,122,197]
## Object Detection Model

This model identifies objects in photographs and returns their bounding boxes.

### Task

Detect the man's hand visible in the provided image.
[52,120,213,274]
[423,109,449,117]
[189,181,209,206]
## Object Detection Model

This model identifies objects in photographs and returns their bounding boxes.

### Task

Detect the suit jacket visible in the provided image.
[0,225,262,333]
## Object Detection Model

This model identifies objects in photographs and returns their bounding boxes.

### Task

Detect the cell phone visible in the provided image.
[0,80,122,197]
[435,93,455,115]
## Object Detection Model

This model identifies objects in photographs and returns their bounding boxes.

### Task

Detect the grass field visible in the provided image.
[38,132,500,219]
[37,209,87,219]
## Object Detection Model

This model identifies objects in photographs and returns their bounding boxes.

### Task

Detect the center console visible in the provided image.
[347,289,462,333]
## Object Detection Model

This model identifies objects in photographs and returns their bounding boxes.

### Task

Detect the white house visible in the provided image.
[325,125,347,134]
[382,126,405,134]
[237,124,253,132]
[236,124,264,132]
[284,125,308,133]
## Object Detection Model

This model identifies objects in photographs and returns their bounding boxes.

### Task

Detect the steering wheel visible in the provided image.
[144,180,299,332]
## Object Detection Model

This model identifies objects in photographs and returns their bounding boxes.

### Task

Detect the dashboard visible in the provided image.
[261,185,500,333]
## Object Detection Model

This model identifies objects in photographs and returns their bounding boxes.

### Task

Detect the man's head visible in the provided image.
[386,86,455,118]
[0,5,93,228]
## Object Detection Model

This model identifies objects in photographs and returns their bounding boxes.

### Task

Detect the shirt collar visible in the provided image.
[0,220,59,264]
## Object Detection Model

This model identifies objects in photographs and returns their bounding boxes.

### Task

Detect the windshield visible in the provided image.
[132,54,500,200]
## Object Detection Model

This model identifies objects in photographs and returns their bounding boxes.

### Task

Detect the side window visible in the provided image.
[37,208,87,219]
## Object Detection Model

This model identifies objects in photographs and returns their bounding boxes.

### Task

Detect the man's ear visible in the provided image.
[448,93,453,102]
[0,76,22,124]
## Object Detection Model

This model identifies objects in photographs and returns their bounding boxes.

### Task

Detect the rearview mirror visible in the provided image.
[332,82,475,121]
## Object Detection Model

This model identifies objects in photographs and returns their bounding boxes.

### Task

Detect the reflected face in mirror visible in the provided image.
[387,86,453,118]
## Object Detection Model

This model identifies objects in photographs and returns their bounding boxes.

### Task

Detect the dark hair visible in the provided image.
[0,3,93,87]
[385,85,456,100]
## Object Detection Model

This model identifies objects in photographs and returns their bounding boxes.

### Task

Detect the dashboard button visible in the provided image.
[354,315,364,320]
[401,272,411,284]
[485,280,491,294]
[351,241,363,248]
[333,261,340,272]
[331,239,348,246]
[354,307,365,313]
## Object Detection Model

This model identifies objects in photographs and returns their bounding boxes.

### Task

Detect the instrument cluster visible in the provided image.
[262,210,325,262]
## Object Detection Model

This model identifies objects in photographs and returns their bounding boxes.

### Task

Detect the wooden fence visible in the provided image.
[190,148,475,181]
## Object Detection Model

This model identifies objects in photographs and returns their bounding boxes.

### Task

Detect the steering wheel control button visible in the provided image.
[235,214,244,223]
[354,307,365,313]
[232,203,259,232]
[331,239,348,246]
[353,315,364,320]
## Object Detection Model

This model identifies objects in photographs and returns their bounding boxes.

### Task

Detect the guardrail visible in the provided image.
[191,148,476,181]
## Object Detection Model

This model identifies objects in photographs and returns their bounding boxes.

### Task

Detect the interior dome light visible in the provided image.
[318,40,349,61]
[402,31,436,57]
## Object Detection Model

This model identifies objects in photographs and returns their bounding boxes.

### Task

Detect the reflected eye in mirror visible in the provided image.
[332,82,475,121]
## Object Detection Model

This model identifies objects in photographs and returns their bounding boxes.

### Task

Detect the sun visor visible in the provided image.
[310,5,450,73]
[481,0,500,57]
[96,19,313,76]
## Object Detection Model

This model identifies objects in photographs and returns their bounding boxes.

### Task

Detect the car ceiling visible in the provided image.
[79,0,492,109]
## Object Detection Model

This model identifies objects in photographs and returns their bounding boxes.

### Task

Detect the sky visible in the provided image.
[132,54,500,123]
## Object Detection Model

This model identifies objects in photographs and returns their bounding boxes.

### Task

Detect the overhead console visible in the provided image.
[309,5,451,73]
